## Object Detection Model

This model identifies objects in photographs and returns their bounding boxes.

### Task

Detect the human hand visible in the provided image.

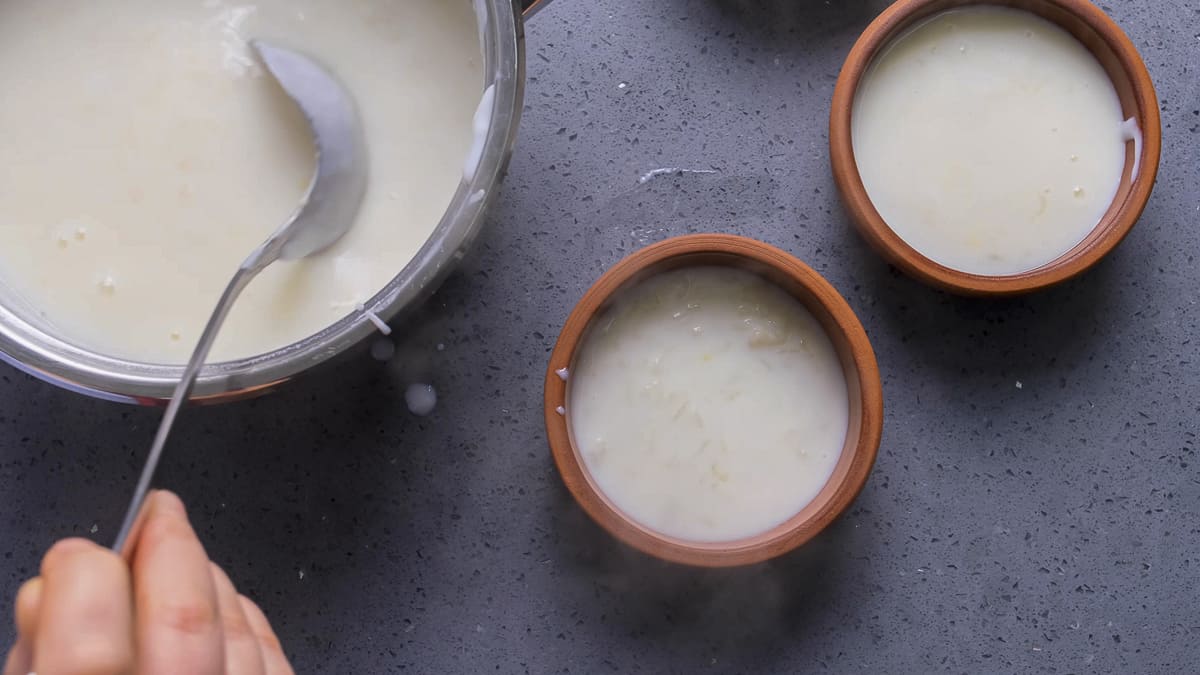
[4,490,294,675]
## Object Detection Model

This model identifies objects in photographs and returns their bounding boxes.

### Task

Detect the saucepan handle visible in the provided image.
[520,0,551,18]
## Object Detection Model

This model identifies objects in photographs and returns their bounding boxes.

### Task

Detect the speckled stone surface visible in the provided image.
[2,1,1199,672]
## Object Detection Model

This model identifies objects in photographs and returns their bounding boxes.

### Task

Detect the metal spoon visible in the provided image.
[112,40,367,554]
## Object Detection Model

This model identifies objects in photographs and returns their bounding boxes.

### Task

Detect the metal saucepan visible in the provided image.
[0,0,552,404]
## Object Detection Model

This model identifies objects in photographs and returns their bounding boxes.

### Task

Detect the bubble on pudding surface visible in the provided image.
[745,316,786,348]
[406,383,437,417]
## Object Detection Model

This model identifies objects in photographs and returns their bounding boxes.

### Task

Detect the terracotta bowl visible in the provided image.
[543,235,883,567]
[830,0,1161,296]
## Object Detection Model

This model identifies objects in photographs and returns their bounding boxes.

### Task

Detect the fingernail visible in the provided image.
[47,538,93,555]
[14,578,42,636]
[150,490,187,518]
[40,538,98,575]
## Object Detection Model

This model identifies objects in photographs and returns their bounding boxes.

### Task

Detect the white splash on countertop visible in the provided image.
[370,338,396,362]
[406,383,437,416]
[638,167,719,184]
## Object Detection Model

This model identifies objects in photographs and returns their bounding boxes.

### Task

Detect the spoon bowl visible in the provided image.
[252,40,368,260]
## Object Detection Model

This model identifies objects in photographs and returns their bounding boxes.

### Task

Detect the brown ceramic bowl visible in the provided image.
[830,0,1161,296]
[544,235,883,567]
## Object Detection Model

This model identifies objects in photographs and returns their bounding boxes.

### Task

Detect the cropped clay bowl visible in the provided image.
[544,234,884,567]
[830,0,1162,296]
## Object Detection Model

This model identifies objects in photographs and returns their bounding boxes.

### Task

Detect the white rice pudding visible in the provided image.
[568,267,849,543]
[0,0,482,362]
[852,6,1130,276]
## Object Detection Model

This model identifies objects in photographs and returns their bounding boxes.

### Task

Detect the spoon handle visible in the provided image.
[111,259,266,556]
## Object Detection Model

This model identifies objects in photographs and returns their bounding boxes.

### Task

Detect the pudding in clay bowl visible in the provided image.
[0,0,531,403]
[830,0,1162,296]
[544,235,884,567]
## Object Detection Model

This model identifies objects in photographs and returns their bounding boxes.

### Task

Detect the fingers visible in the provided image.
[14,577,42,639]
[32,538,135,675]
[210,564,265,675]
[2,643,31,675]
[3,577,42,675]
[238,596,295,675]
[7,491,292,675]
[132,491,224,675]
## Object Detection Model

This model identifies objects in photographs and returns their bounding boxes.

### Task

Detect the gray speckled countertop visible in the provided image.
[3,1,1199,672]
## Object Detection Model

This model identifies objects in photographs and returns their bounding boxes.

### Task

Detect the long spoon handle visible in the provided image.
[111,259,265,556]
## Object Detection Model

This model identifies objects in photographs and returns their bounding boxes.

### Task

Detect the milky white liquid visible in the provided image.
[569,267,850,543]
[0,0,482,363]
[853,6,1128,276]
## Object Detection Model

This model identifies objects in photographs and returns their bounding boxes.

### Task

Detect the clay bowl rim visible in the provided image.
[543,234,884,568]
[829,0,1162,297]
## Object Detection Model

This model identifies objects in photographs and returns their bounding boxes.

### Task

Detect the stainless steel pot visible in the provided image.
[0,0,551,405]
